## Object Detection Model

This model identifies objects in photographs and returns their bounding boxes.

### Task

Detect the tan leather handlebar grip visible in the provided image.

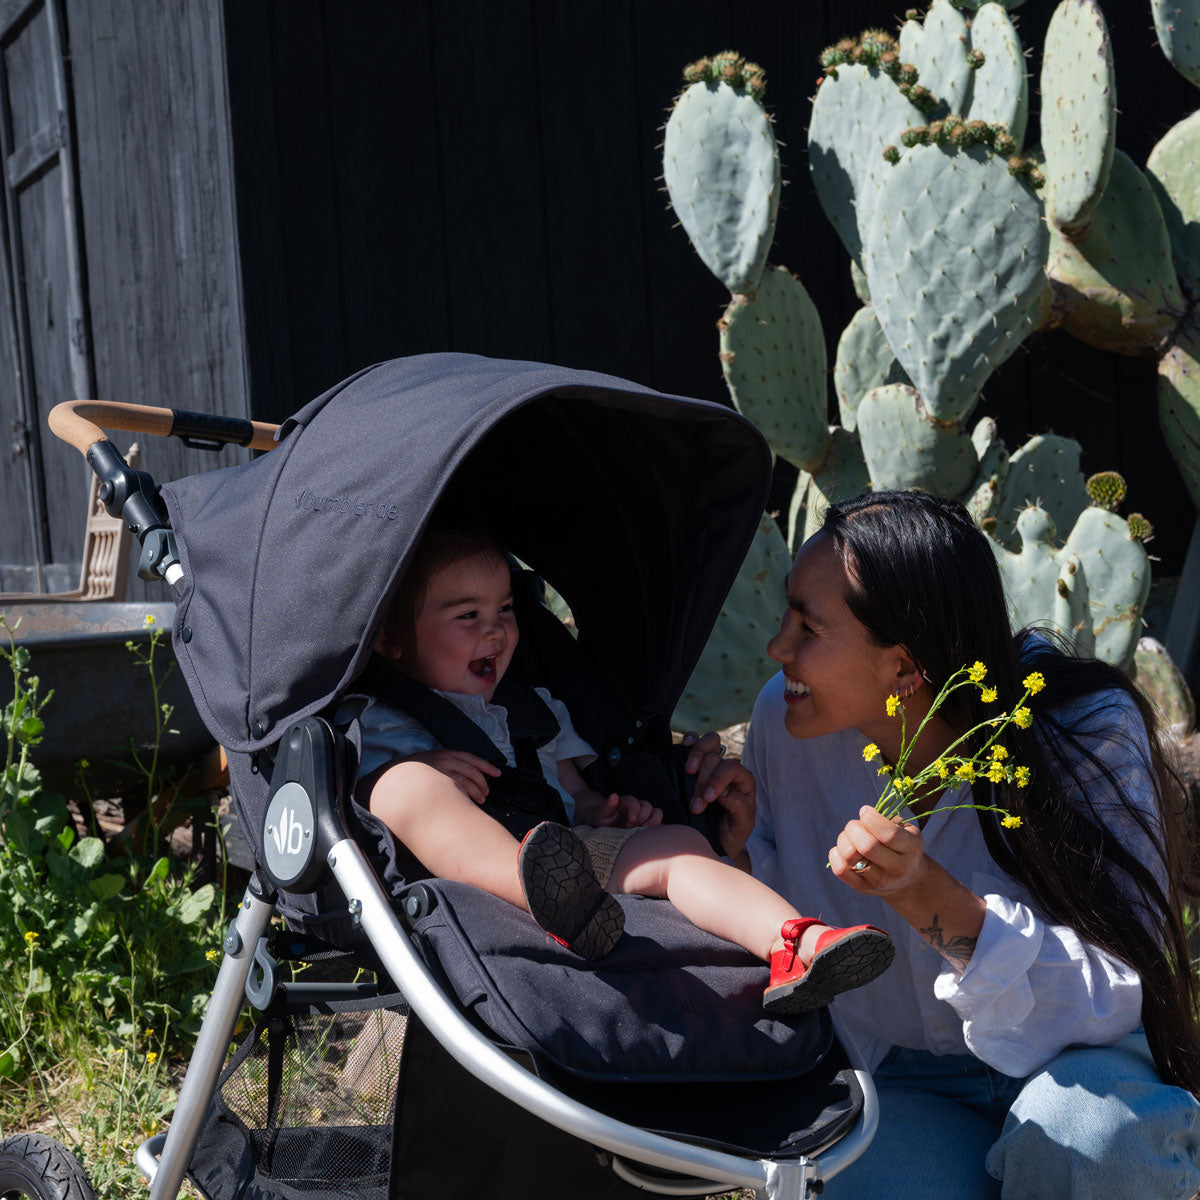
[48,400,280,456]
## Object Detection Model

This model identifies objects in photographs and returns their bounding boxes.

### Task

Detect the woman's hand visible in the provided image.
[681,731,756,862]
[576,790,663,829]
[829,805,929,897]
[402,750,501,805]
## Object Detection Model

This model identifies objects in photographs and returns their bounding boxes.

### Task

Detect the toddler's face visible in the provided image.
[402,551,518,700]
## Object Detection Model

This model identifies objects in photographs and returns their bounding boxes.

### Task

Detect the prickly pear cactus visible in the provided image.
[1152,0,1200,90]
[672,512,790,731]
[856,383,977,495]
[899,2,972,119]
[809,63,925,265]
[1147,109,1200,295]
[864,143,1048,422]
[719,265,830,470]
[1157,316,1200,507]
[1040,0,1116,237]
[793,427,871,550]
[1045,150,1184,355]
[663,55,779,293]
[993,504,1149,671]
[833,306,907,433]
[988,435,1090,550]
[1133,635,1196,736]
[965,2,1029,147]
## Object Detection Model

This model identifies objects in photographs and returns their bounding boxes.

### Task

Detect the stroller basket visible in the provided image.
[42,354,880,1200]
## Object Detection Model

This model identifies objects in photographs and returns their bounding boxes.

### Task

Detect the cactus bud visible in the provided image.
[880,50,900,79]
[1126,513,1154,542]
[929,119,947,146]
[712,50,744,86]
[1027,167,1046,190]
[883,144,901,164]
[901,125,930,148]
[743,63,767,100]
[967,48,986,69]
[965,119,991,148]
[820,44,848,69]
[907,85,937,115]
[1086,471,1127,511]
[981,516,998,535]
[1006,155,1026,177]
[993,129,1017,157]
[683,57,712,84]
[904,7,922,20]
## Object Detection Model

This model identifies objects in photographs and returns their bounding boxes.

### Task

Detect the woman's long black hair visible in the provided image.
[822,489,1200,1095]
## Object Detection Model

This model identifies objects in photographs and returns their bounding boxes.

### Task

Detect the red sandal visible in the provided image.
[763,917,894,1015]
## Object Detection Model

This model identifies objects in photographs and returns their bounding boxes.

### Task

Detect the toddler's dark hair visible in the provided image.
[382,524,508,657]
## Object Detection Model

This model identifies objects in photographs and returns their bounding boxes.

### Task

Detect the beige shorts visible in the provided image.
[570,825,638,889]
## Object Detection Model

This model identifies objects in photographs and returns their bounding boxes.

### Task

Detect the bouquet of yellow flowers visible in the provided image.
[860,662,1046,828]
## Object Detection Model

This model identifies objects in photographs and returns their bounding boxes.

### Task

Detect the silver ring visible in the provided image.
[716,743,727,758]
[851,859,872,874]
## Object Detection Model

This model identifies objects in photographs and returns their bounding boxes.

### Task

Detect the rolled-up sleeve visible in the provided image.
[934,882,1144,1075]
[742,697,782,893]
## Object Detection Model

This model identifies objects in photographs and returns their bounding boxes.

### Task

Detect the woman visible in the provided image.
[733,489,1200,1199]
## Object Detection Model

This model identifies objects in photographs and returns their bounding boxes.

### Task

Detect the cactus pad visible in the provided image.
[1147,109,1200,297]
[1157,316,1200,508]
[963,3,1028,149]
[1126,513,1154,543]
[1133,636,1196,736]
[899,2,973,118]
[798,426,871,548]
[1152,0,1200,89]
[856,383,977,496]
[1045,150,1183,356]
[834,306,909,432]
[809,64,925,265]
[993,505,1148,669]
[990,434,1089,549]
[719,265,831,470]
[964,417,1010,525]
[672,512,792,730]
[664,76,780,293]
[863,144,1047,422]
[1040,0,1116,237]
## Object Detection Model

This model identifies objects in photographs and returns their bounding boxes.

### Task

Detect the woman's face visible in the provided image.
[766,532,902,743]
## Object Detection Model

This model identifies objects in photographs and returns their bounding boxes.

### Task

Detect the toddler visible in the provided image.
[360,525,893,1013]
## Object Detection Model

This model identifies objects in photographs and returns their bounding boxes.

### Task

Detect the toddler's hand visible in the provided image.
[594,792,663,829]
[404,750,501,805]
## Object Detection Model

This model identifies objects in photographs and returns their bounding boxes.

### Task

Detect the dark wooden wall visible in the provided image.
[223,0,1200,577]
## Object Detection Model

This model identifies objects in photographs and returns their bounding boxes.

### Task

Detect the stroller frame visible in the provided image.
[44,379,881,1200]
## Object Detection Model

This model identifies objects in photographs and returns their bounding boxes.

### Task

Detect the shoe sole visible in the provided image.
[518,822,625,960]
[763,928,895,1015]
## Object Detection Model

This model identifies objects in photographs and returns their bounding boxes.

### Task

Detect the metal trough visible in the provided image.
[0,601,213,795]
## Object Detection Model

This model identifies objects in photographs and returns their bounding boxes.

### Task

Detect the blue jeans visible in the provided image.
[822,1034,1200,1199]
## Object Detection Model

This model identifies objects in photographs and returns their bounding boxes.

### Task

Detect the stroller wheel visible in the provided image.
[0,1134,97,1200]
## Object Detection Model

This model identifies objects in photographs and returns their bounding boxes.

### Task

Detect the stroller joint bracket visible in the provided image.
[259,717,351,894]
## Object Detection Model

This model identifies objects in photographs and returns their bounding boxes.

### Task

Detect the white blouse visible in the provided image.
[743,670,1161,1077]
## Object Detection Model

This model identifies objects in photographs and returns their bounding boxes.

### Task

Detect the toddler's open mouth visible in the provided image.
[470,656,497,680]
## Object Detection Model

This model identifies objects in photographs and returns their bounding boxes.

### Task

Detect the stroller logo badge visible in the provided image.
[262,781,316,885]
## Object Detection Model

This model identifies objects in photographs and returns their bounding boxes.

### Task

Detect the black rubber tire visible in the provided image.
[0,1134,97,1200]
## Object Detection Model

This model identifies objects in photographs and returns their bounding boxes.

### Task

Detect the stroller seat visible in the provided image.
[40,353,880,1200]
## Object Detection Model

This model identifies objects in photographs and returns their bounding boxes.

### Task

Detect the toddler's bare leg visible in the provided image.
[606,825,805,961]
[368,761,524,908]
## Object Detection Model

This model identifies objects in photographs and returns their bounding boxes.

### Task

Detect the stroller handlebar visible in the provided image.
[49,399,280,455]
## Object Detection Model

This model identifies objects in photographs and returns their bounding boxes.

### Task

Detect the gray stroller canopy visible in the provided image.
[162,353,772,755]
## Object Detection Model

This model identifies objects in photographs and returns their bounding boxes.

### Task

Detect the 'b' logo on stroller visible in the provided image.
[262,781,316,885]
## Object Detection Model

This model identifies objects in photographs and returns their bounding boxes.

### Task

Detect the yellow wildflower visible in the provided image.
[990,744,1008,760]
[1023,671,1045,695]
[862,743,881,763]
[937,760,950,779]
[902,775,915,790]
[144,1028,154,1037]
[1013,707,1033,730]
[955,762,976,783]
[986,761,1006,783]
[1014,765,1031,787]
[1001,814,1022,829]
[23,930,38,945]
[144,613,156,626]
[968,661,987,683]
[206,948,220,963]
[146,1051,158,1066]
[877,764,893,776]
[886,694,901,718]
[981,686,998,704]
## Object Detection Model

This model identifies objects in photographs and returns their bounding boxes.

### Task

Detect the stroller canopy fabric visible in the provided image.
[162,353,772,754]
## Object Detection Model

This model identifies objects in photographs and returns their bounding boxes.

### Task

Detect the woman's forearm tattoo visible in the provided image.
[919,914,977,970]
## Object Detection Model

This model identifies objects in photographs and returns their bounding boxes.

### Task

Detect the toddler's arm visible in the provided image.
[394,749,501,804]
[557,757,663,828]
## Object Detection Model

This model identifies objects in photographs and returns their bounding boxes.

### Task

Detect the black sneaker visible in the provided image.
[518,822,625,960]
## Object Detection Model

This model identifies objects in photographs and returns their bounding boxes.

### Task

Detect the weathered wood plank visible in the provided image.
[5,117,60,189]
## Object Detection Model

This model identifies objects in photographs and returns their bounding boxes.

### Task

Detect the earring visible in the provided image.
[900,682,917,700]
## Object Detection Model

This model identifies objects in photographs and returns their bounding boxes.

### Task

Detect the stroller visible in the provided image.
[21,354,879,1200]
